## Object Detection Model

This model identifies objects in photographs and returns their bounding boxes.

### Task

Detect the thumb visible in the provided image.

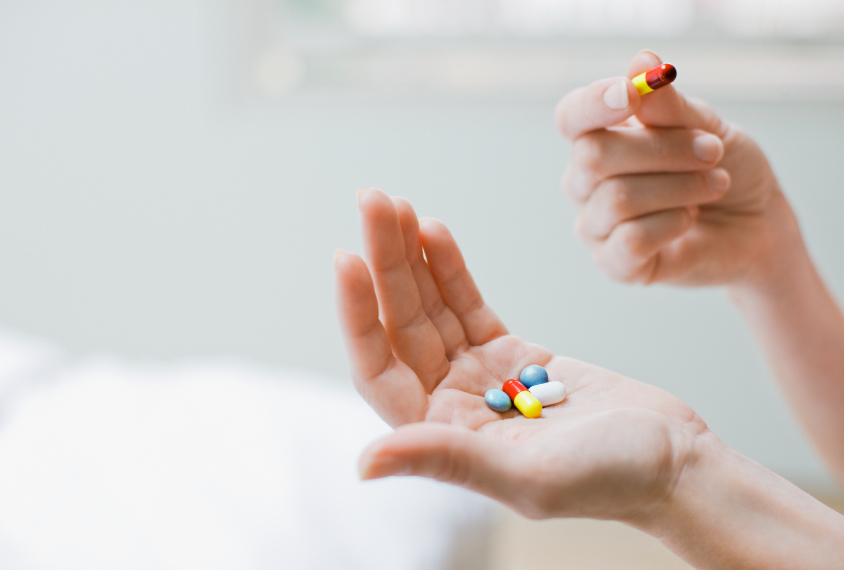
[359,423,520,499]
[554,76,642,140]
[629,50,727,136]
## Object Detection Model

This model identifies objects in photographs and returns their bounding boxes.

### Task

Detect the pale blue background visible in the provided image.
[1,1,842,489]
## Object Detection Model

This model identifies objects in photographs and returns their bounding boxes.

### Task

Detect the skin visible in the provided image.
[558,50,844,484]
[335,189,844,569]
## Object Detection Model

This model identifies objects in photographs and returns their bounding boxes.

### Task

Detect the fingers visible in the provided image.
[591,207,698,284]
[419,218,508,346]
[359,423,521,505]
[334,250,428,426]
[564,127,725,204]
[358,188,450,393]
[627,50,726,135]
[576,169,730,239]
[555,76,641,140]
[392,197,470,358]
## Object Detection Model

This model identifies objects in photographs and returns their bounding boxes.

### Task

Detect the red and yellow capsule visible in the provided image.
[632,63,676,96]
[502,379,542,419]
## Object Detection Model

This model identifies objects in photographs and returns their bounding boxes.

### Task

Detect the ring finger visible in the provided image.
[576,168,729,239]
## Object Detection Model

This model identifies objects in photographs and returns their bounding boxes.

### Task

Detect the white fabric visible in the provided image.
[0,330,493,570]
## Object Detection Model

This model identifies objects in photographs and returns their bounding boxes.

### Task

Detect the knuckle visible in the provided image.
[560,169,576,200]
[574,213,603,244]
[571,136,604,174]
[554,87,584,139]
[594,251,638,284]
[432,448,467,486]
[554,97,570,137]
[572,215,588,241]
[646,132,674,161]
[616,225,650,259]
[600,179,633,220]
[562,167,595,204]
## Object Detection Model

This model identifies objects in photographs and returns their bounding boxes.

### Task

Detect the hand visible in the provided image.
[556,50,797,286]
[334,188,707,522]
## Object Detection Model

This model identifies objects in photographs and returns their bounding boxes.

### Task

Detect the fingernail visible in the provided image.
[357,188,365,205]
[692,134,723,163]
[705,168,730,192]
[334,248,346,260]
[603,80,629,110]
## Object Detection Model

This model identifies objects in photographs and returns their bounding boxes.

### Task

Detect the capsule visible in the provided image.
[529,381,567,407]
[632,63,676,96]
[502,379,542,419]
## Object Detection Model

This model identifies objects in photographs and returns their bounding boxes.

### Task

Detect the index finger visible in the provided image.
[554,76,641,140]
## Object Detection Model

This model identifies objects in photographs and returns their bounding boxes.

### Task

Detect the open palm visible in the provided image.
[335,188,708,521]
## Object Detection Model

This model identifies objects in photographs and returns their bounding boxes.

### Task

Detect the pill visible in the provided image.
[484,389,512,413]
[529,381,566,407]
[519,365,549,389]
[632,63,676,96]
[502,379,542,419]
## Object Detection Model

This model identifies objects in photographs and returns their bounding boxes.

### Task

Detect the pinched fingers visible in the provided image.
[589,208,697,284]
[576,169,730,239]
[628,50,727,135]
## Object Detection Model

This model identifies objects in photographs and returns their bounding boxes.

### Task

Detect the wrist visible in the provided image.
[631,431,844,569]
[727,191,809,300]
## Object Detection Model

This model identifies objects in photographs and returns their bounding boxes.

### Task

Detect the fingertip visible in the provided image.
[692,133,724,164]
[419,218,457,255]
[628,49,663,77]
[357,187,390,212]
[392,196,420,230]
[334,248,350,273]
[391,195,413,211]
[334,251,373,306]
[358,433,416,480]
[334,248,363,274]
[358,444,405,480]
[418,216,447,236]
[705,168,731,194]
[358,188,407,263]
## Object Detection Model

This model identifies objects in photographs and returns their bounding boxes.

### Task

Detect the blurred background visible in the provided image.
[1,1,844,566]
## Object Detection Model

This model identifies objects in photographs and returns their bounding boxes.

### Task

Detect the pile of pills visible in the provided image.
[484,364,566,418]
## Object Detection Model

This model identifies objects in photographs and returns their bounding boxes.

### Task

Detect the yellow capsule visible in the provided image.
[513,391,542,419]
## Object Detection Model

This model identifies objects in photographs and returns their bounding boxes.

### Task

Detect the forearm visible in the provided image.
[637,433,844,569]
[727,196,844,482]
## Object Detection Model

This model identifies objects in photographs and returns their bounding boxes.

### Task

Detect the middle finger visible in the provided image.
[576,168,730,239]
[565,127,724,203]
